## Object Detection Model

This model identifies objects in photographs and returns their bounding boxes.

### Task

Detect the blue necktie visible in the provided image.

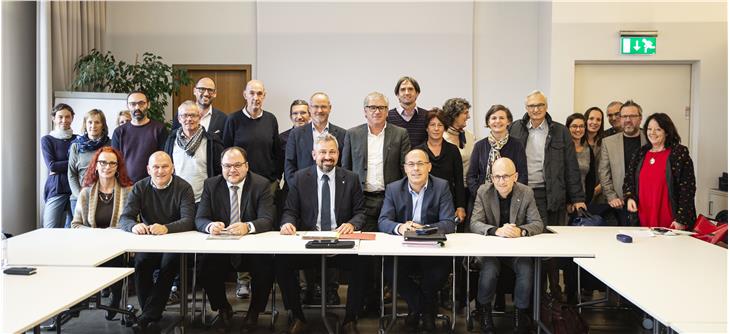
[321,174,331,231]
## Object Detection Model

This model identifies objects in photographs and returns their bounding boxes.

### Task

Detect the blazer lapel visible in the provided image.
[303,126,314,163]
[403,180,414,222]
[509,187,522,225]
[219,177,232,225]
[488,187,501,226]
[334,168,345,224]
[306,166,319,224]
[382,126,391,168]
[421,179,434,224]
[239,173,252,220]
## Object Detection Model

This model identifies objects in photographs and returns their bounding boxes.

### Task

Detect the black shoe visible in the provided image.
[514,308,532,334]
[479,304,495,334]
[132,316,151,334]
[216,307,234,331]
[421,313,436,332]
[241,312,259,333]
[405,312,420,332]
[282,318,307,334]
[326,289,340,305]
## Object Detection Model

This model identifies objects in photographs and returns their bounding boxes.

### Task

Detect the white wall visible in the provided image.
[106,1,258,120]
[548,1,727,216]
[257,1,474,130]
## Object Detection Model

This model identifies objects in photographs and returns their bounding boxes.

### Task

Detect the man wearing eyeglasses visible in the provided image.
[378,148,456,332]
[509,90,585,299]
[470,157,543,334]
[194,146,275,332]
[119,151,195,332]
[603,101,624,137]
[598,100,647,226]
[112,91,168,182]
[173,77,227,136]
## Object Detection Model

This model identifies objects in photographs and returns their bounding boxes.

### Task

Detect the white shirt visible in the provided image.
[199,105,212,131]
[172,136,208,202]
[396,104,420,122]
[526,119,549,188]
[316,167,337,231]
[242,107,263,119]
[312,122,330,150]
[365,124,386,192]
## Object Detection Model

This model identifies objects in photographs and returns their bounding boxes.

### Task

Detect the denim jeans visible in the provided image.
[68,199,78,228]
[477,257,534,309]
[43,194,72,228]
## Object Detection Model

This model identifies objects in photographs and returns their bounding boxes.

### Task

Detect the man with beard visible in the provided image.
[172,77,227,136]
[112,91,168,182]
[276,134,367,334]
[387,76,429,147]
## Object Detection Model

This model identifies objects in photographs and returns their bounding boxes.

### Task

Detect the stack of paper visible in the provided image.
[301,231,340,240]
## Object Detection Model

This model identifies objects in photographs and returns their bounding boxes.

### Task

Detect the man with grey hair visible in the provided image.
[164,100,224,203]
[172,77,227,135]
[509,90,585,298]
[277,133,367,334]
[342,91,410,313]
[604,100,624,137]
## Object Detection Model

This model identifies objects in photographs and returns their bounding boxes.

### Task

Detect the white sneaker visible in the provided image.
[236,282,250,299]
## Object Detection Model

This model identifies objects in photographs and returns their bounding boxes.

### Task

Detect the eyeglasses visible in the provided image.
[620,114,641,119]
[366,105,388,112]
[607,113,621,119]
[195,87,216,94]
[526,103,546,110]
[222,162,248,169]
[97,160,118,168]
[491,173,515,182]
[311,105,330,110]
[569,124,586,129]
[405,161,430,169]
[179,113,200,119]
[128,101,147,108]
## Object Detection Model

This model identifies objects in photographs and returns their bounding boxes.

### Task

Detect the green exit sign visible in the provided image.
[621,36,657,54]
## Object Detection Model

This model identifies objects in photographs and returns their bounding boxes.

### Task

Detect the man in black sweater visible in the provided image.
[387,76,428,147]
[119,151,195,331]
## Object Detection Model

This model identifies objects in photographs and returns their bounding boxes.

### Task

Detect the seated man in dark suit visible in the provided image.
[277,134,367,334]
[378,148,456,332]
[195,146,275,332]
[119,151,195,332]
[470,157,543,334]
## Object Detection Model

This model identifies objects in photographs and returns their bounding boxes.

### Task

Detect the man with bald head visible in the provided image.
[470,157,543,334]
[119,151,195,331]
[378,148,455,332]
[173,77,227,135]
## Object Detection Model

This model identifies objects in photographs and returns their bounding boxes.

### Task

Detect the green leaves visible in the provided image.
[71,49,193,126]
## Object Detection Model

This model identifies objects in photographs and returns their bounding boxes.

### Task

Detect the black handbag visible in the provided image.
[570,208,605,227]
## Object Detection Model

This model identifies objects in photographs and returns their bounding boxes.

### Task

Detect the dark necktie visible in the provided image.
[321,174,331,231]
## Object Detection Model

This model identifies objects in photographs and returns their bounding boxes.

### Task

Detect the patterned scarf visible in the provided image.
[176,126,205,157]
[73,134,110,153]
[447,127,467,149]
[485,134,509,182]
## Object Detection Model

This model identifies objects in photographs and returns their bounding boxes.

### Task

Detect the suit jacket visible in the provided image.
[598,132,647,201]
[163,128,224,178]
[470,182,544,237]
[378,175,456,234]
[342,123,411,189]
[284,122,347,185]
[195,173,275,233]
[281,166,365,231]
[172,107,227,136]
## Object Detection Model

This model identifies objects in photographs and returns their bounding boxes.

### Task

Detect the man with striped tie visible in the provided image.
[195,146,276,332]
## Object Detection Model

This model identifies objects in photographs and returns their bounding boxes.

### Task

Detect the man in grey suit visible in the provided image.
[598,100,647,226]
[342,91,411,232]
[470,157,542,334]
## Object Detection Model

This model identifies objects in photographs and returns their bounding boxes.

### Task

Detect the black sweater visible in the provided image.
[222,110,283,181]
[119,175,196,233]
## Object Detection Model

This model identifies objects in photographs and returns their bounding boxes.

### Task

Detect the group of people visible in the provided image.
[39,75,697,334]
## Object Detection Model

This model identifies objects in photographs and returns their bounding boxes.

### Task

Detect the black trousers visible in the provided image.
[385,256,451,315]
[134,252,179,320]
[198,253,274,314]
[275,254,367,321]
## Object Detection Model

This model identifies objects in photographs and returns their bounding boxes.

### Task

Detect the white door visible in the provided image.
[574,63,692,149]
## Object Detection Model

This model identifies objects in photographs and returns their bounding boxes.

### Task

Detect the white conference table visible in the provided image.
[0,266,133,334]
[669,322,727,334]
[6,228,130,267]
[358,232,596,333]
[553,226,728,333]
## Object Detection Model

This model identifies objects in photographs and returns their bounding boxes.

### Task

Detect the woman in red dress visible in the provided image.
[623,113,696,229]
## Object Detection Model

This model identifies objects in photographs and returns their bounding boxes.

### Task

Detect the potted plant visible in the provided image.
[70,49,192,126]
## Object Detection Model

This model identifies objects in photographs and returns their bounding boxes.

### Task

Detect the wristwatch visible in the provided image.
[520,228,528,237]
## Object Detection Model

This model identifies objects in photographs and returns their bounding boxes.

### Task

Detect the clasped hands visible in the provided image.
[279,222,355,235]
[132,223,168,235]
[398,221,423,235]
[495,223,522,238]
[209,221,249,236]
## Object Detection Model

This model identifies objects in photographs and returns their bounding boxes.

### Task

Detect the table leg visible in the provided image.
[321,255,335,334]
[122,252,130,317]
[380,256,399,334]
[33,325,40,334]
[179,253,188,334]
[465,256,470,330]
[532,257,553,334]
[451,256,456,332]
